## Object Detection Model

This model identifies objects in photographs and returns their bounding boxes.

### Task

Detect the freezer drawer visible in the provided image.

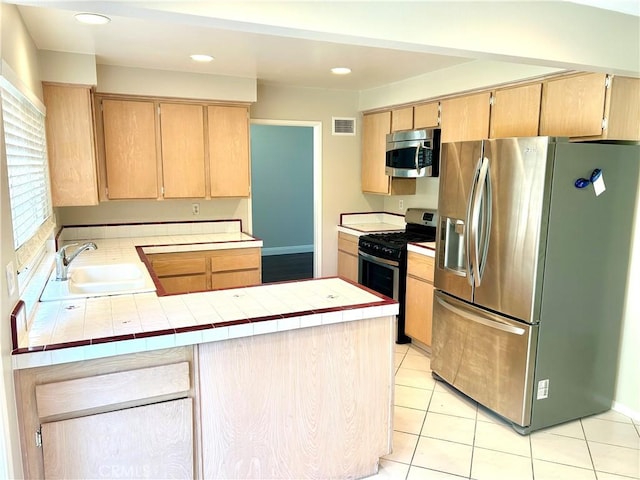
[431,291,538,427]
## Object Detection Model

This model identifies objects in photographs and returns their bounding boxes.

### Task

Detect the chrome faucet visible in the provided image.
[55,242,98,281]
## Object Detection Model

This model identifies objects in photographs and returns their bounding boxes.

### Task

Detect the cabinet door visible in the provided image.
[391,107,414,132]
[43,84,98,206]
[41,398,193,479]
[208,105,250,197]
[362,111,391,194]
[160,103,206,198]
[440,92,491,143]
[102,99,159,199]
[539,73,607,137]
[490,84,542,138]
[337,232,359,283]
[405,275,434,347]
[413,102,440,129]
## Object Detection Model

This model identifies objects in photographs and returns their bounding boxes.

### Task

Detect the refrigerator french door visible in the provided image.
[432,136,640,432]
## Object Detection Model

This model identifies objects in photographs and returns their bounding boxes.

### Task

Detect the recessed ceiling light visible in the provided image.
[190,54,214,63]
[331,67,352,75]
[74,13,111,25]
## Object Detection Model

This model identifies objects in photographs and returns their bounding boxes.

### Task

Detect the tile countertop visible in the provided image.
[408,241,437,258]
[337,211,405,236]
[12,221,398,370]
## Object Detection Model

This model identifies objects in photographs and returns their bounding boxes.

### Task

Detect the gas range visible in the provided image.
[358,210,438,264]
[357,208,438,344]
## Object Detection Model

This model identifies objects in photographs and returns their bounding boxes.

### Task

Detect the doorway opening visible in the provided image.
[249,120,322,283]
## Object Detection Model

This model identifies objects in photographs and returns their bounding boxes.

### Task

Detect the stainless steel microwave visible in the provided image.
[385,128,441,178]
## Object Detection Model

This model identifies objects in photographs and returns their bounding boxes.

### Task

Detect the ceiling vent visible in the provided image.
[332,117,356,136]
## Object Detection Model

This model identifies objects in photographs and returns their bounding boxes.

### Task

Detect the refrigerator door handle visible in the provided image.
[476,157,492,283]
[465,157,483,286]
[470,157,490,286]
[436,295,526,335]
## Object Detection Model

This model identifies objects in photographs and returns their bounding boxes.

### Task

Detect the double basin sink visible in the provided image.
[40,262,156,302]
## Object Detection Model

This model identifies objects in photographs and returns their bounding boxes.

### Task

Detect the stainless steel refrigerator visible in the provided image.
[432,136,639,433]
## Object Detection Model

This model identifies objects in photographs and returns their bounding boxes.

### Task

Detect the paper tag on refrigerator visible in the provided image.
[592,171,606,196]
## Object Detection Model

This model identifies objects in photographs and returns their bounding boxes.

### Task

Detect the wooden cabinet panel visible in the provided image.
[198,318,393,479]
[337,232,359,283]
[405,251,435,347]
[208,105,250,197]
[210,248,260,272]
[42,399,193,479]
[391,107,414,131]
[151,256,206,277]
[337,250,359,283]
[362,112,416,195]
[490,83,542,138]
[413,102,440,129]
[539,73,607,137]
[407,252,434,282]
[440,92,491,143]
[160,274,208,294]
[405,276,434,347]
[362,111,391,194]
[43,84,98,207]
[160,103,206,198]
[102,99,159,199]
[211,270,260,289]
[600,76,640,141]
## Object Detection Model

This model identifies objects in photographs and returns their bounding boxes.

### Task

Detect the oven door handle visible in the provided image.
[358,250,400,269]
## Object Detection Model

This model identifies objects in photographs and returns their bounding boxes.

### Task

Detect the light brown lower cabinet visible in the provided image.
[148,247,261,294]
[337,232,359,282]
[14,348,195,479]
[197,315,394,479]
[41,399,193,479]
[405,251,435,347]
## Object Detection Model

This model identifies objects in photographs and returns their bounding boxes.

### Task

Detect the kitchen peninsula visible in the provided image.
[11,221,398,479]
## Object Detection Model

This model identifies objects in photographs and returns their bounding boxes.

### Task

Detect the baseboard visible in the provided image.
[612,401,640,422]
[262,245,314,256]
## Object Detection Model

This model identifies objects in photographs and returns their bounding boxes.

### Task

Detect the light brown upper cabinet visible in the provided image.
[413,102,440,129]
[208,105,250,197]
[391,107,414,132]
[440,92,491,143]
[540,73,640,141]
[43,83,99,206]
[101,99,159,199]
[489,83,542,138]
[362,111,416,195]
[160,103,206,198]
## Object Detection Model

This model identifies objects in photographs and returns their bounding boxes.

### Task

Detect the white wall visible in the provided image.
[250,83,382,276]
[0,4,38,478]
[39,50,97,85]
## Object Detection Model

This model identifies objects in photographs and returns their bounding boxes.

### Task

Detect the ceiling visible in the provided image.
[10,0,640,91]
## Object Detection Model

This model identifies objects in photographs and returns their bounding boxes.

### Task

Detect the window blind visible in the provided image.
[1,76,54,270]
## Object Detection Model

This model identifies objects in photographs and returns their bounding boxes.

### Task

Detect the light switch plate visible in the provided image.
[6,261,16,296]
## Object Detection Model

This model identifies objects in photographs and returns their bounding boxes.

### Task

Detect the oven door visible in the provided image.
[358,251,399,300]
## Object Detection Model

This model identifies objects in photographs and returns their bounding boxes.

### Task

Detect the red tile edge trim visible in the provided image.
[10,300,25,352]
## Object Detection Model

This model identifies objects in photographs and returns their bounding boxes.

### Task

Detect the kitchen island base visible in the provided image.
[198,315,395,479]
[14,315,395,479]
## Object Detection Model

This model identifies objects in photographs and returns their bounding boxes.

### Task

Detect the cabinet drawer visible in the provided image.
[160,275,208,294]
[338,232,359,256]
[210,248,260,273]
[407,251,435,282]
[152,257,206,277]
[35,362,190,420]
[212,270,261,289]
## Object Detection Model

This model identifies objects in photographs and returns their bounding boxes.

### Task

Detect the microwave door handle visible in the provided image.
[415,144,421,171]
[436,295,525,335]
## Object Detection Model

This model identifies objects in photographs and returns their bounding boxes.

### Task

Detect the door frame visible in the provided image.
[248,119,322,278]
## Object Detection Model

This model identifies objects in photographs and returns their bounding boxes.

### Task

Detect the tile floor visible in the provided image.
[373,344,640,480]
